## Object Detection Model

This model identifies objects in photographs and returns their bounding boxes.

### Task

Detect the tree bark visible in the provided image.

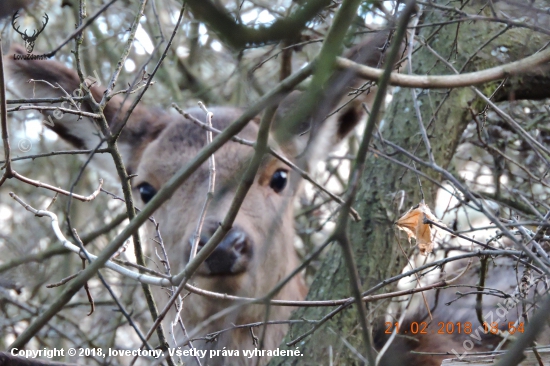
[270,1,549,365]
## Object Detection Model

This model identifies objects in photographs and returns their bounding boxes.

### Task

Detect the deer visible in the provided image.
[5,31,390,365]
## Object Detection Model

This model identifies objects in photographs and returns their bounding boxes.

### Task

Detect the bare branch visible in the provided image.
[9,193,172,287]
[335,46,550,89]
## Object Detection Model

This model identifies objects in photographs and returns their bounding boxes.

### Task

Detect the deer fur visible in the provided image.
[6,32,390,365]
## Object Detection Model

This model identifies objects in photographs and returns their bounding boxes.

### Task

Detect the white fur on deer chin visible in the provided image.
[13,53,48,61]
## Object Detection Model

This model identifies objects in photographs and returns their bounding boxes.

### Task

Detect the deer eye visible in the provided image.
[138,183,157,203]
[269,170,288,193]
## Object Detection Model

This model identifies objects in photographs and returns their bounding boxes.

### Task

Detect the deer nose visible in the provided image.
[196,227,252,275]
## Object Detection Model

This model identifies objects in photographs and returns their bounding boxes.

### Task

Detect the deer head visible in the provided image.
[6,33,388,365]
[11,11,48,53]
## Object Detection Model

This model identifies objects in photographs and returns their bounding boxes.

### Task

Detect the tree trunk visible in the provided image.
[270,1,548,365]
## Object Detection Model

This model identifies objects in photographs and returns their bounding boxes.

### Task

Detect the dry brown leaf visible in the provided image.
[395,202,444,255]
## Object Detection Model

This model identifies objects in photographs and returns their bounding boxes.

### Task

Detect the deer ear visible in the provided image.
[271,31,391,165]
[272,88,366,165]
[5,46,169,175]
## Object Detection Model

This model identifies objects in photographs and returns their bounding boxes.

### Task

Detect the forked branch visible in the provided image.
[9,192,172,287]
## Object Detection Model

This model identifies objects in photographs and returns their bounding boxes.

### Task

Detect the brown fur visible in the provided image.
[5,33,392,365]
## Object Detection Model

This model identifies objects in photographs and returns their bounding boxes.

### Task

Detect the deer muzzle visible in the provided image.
[192,226,253,276]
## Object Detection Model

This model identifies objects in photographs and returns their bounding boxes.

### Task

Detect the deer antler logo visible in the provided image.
[12,11,49,54]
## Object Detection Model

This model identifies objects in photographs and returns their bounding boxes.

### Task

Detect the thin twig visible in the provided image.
[189,102,216,261]
[12,172,103,201]
[328,2,417,363]
[8,193,171,287]
[7,105,100,118]
[44,0,119,58]
[0,35,13,186]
